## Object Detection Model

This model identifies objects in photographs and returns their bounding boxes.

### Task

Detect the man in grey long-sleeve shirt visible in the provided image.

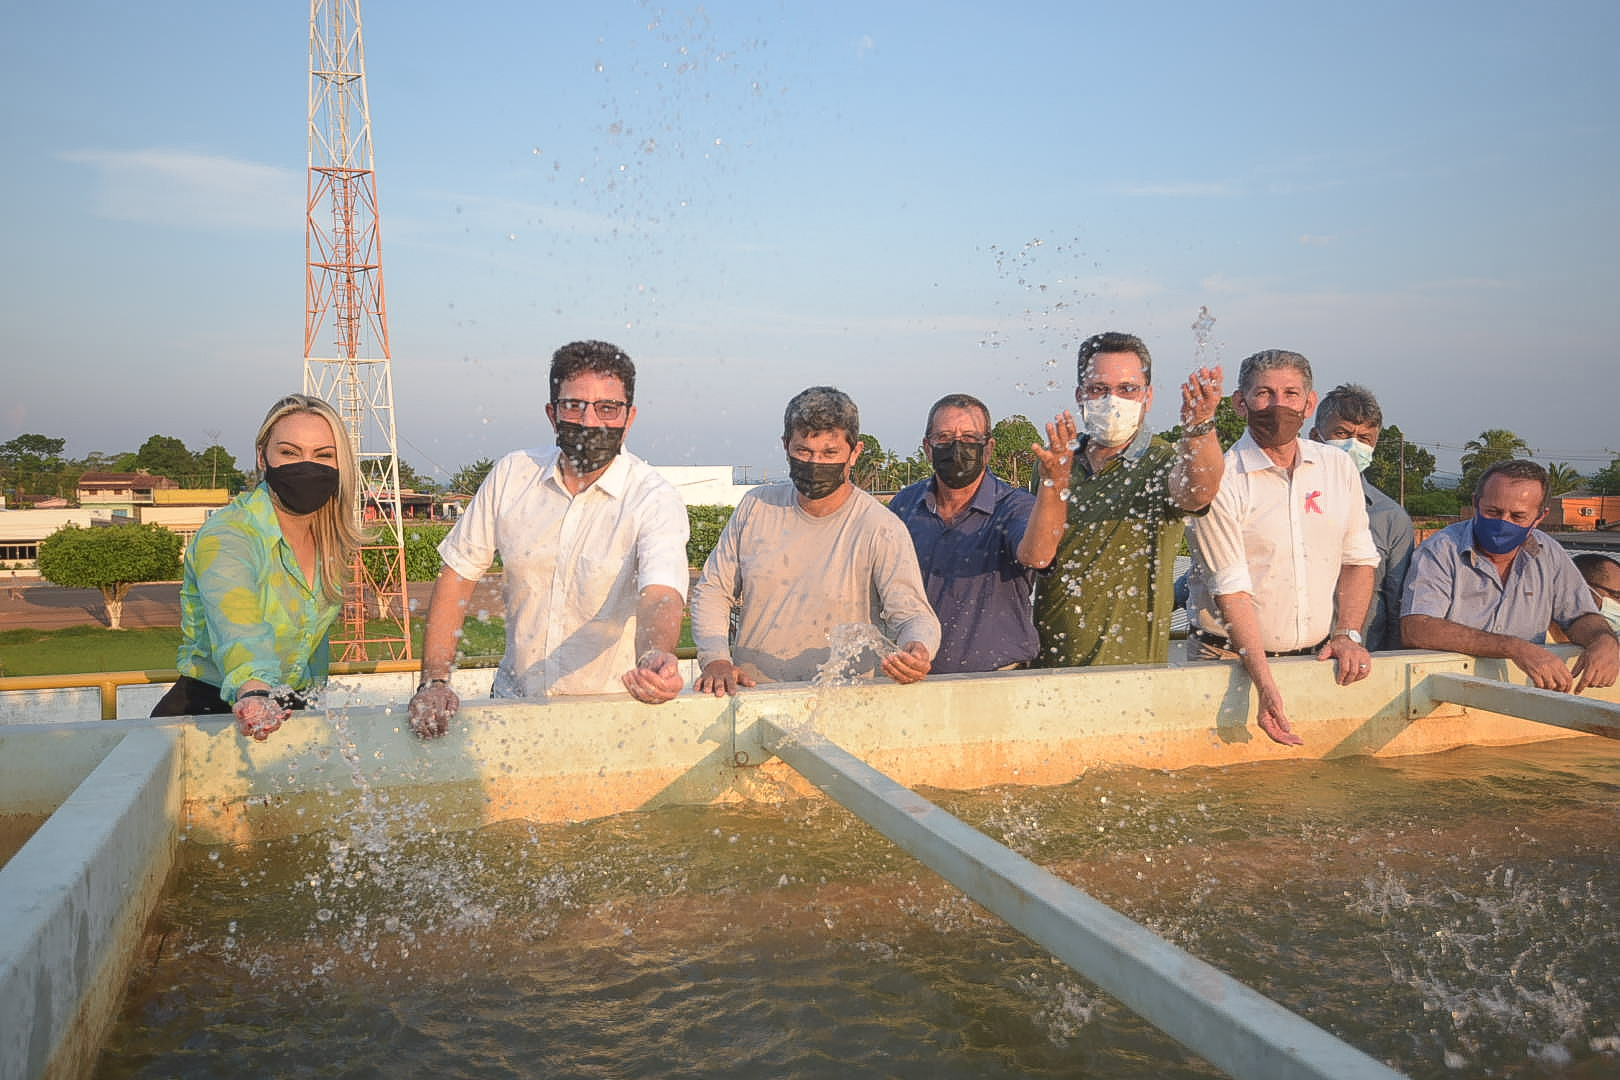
[690,386,941,692]
[1307,383,1414,651]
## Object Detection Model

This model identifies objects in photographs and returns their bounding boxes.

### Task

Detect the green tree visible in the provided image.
[1544,462,1584,498]
[195,445,247,493]
[451,457,495,495]
[1406,488,1463,518]
[990,415,1042,485]
[1161,397,1246,451]
[1365,424,1437,504]
[1589,456,1620,496]
[894,449,930,488]
[134,435,197,485]
[852,433,895,491]
[686,505,736,567]
[1458,429,1530,500]
[0,433,67,499]
[397,459,438,494]
[35,523,182,630]
[363,524,452,583]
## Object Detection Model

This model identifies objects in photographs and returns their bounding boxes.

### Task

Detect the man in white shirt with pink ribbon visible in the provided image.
[1187,349,1379,746]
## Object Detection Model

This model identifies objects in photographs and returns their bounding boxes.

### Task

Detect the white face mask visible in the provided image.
[1080,394,1144,448]
[1600,596,1620,636]
[1324,436,1374,473]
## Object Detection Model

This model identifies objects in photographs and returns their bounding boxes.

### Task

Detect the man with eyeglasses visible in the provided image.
[1187,349,1379,746]
[1032,331,1225,670]
[690,386,940,693]
[888,394,1076,672]
[407,340,690,737]
[1402,459,1617,694]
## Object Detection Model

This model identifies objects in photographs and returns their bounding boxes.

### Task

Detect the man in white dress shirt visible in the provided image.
[407,341,690,737]
[1188,349,1379,746]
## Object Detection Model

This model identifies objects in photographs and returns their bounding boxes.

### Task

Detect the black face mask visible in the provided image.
[930,440,987,490]
[264,461,340,515]
[788,456,848,501]
[556,420,625,473]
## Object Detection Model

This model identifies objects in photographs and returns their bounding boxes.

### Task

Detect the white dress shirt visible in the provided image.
[1189,433,1378,652]
[438,446,689,697]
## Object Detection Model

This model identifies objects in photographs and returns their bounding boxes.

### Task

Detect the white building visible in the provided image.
[652,466,756,508]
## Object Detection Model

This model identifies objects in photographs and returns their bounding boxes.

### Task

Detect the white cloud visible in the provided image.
[59,148,301,231]
[1297,234,1337,246]
[854,34,876,59]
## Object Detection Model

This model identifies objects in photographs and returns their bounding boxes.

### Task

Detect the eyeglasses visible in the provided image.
[926,433,988,449]
[1593,582,1620,602]
[1080,382,1146,401]
[554,398,629,422]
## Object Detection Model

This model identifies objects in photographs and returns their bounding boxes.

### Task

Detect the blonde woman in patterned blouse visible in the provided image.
[152,395,365,739]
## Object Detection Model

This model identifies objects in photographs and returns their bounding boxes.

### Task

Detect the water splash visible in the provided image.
[811,622,899,689]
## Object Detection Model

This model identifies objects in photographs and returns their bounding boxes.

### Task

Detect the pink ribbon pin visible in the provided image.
[1304,490,1323,514]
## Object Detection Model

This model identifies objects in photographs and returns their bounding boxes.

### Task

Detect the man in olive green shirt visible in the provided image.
[1033,331,1225,667]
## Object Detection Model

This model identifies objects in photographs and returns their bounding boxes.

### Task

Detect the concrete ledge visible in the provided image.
[0,728,182,1080]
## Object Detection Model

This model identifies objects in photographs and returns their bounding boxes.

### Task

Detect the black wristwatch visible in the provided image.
[417,677,450,692]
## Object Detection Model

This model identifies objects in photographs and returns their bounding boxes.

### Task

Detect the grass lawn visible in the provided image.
[0,618,506,679]
[0,625,188,678]
[0,614,692,679]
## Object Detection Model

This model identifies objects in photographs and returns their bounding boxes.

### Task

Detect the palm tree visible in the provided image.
[1545,462,1584,497]
[1458,429,1531,499]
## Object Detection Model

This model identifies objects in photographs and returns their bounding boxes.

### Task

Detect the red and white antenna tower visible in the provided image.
[304,0,410,661]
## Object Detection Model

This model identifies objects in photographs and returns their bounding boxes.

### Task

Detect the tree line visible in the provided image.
[8,420,1619,511]
[0,433,248,502]
[0,431,488,505]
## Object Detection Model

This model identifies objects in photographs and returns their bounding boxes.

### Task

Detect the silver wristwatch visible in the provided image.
[1331,628,1363,645]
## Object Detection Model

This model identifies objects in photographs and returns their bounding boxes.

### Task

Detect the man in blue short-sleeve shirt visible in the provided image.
[889,393,1076,673]
[1402,459,1618,693]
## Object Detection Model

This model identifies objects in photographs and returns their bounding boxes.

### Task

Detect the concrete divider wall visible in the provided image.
[0,729,182,1080]
[0,649,1615,1079]
[4,652,1611,850]
[45,649,1608,845]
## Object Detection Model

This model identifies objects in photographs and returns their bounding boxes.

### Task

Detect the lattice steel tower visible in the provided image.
[304,0,410,660]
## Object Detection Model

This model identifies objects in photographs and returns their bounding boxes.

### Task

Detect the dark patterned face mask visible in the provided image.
[930,440,986,490]
[556,421,625,473]
[788,456,847,501]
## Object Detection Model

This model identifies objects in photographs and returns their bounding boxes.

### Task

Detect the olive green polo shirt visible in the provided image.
[1033,430,1197,667]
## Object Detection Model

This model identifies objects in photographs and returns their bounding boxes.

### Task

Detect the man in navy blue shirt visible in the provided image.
[889,393,1076,672]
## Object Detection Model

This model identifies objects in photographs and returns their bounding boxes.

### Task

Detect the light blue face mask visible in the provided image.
[1600,596,1620,636]
[1323,436,1374,473]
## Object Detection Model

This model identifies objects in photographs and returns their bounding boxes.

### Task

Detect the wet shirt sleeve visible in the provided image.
[1547,545,1600,629]
[690,496,749,668]
[634,482,692,598]
[871,512,943,656]
[438,457,507,582]
[1400,529,1458,620]
[1190,468,1254,597]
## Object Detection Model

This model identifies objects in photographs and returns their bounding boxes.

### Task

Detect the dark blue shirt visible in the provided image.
[889,472,1038,672]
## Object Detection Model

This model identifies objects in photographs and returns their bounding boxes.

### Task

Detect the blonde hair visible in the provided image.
[255,394,367,602]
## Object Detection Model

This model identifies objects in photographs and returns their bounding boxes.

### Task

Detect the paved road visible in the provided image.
[0,578,509,632]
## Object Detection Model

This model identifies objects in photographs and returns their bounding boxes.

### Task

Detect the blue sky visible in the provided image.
[4,1,1618,484]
